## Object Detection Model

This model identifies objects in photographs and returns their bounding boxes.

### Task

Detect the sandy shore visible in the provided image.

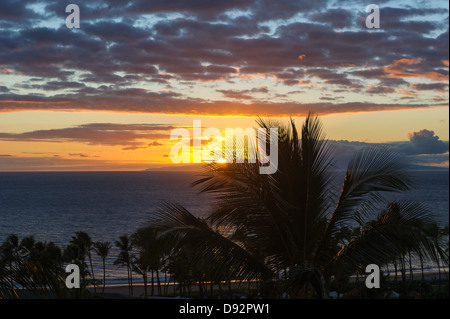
[88,271,448,298]
[88,282,183,298]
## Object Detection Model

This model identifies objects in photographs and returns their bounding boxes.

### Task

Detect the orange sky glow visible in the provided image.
[0,1,448,171]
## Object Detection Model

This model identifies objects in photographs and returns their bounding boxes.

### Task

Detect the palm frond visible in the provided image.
[328,200,438,272]
[147,202,275,281]
[316,146,413,264]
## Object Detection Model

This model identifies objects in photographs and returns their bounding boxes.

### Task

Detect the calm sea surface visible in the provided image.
[0,169,448,284]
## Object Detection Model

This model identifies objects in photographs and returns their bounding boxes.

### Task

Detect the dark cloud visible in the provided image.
[0,1,448,116]
[0,123,176,150]
[0,0,39,21]
[329,133,449,170]
[0,89,444,116]
[365,85,396,94]
[122,140,164,150]
[411,82,449,91]
[405,129,449,155]
[217,86,268,99]
[83,21,150,43]
[68,153,91,158]
[0,155,154,171]
[311,8,355,29]
[128,0,253,15]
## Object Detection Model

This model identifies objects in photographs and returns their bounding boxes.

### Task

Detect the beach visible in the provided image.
[88,270,449,299]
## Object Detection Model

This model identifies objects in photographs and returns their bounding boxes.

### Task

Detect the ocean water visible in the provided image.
[0,169,448,284]
[0,170,215,284]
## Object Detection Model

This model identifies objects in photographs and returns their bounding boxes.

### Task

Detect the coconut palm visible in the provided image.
[1,234,67,298]
[70,231,96,290]
[93,241,111,294]
[131,227,166,296]
[425,222,449,282]
[114,235,134,296]
[148,114,443,298]
[0,234,20,288]
[20,240,65,297]
[132,254,150,296]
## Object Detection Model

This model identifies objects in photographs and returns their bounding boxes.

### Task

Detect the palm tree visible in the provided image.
[93,241,111,294]
[132,254,150,296]
[0,234,20,290]
[20,239,65,296]
[114,235,134,296]
[1,234,67,298]
[442,225,449,279]
[69,231,95,290]
[425,223,449,282]
[132,227,165,296]
[148,114,442,298]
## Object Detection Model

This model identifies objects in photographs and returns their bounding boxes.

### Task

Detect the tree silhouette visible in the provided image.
[94,241,111,294]
[148,114,444,298]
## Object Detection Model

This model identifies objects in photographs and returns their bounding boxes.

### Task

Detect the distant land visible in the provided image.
[407,164,449,171]
[144,163,449,172]
[144,164,203,172]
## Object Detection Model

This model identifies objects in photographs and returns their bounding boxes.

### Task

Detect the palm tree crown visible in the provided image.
[134,114,446,298]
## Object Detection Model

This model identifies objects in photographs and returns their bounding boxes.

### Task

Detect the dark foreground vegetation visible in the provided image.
[1,115,448,299]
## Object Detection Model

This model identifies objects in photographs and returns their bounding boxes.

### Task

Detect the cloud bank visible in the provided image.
[0,0,448,116]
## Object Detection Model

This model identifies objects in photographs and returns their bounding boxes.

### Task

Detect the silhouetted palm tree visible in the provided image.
[132,227,166,296]
[69,231,96,290]
[0,234,20,290]
[425,222,449,282]
[1,234,67,298]
[149,114,442,298]
[114,235,134,296]
[94,241,111,294]
[442,225,449,279]
[132,254,149,296]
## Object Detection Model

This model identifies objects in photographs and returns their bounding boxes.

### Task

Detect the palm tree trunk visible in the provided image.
[164,272,168,296]
[408,252,413,281]
[400,256,406,283]
[198,280,203,298]
[143,271,148,296]
[127,263,134,296]
[88,251,96,293]
[102,258,106,294]
[151,269,154,296]
[156,270,161,296]
[394,261,398,281]
[437,258,441,284]
[126,265,130,295]
[130,264,134,296]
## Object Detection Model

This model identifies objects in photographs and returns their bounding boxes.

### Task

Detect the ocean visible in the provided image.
[0,169,448,285]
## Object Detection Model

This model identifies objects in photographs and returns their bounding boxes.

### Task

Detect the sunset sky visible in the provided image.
[0,0,448,171]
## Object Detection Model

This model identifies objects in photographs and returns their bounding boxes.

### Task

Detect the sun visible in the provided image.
[216,158,227,163]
